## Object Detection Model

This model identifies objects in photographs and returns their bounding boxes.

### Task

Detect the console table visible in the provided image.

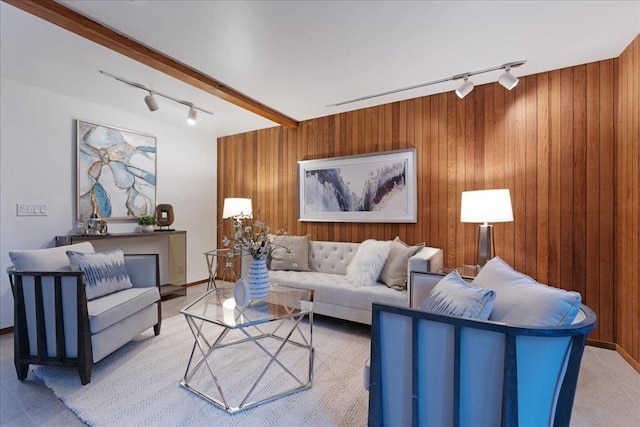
[55,231,187,299]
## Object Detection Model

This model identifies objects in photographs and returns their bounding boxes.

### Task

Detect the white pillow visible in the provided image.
[346,239,391,287]
[472,257,582,326]
[9,242,95,271]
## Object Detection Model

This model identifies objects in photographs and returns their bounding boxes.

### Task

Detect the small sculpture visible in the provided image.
[155,204,175,231]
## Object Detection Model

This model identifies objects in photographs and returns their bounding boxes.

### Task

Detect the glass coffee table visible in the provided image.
[180,284,314,413]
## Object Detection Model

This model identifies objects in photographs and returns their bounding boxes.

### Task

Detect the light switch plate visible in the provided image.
[17,203,48,216]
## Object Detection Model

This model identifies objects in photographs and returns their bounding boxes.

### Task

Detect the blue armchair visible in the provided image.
[367,277,596,427]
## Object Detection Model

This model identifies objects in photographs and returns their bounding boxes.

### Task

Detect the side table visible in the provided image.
[443,264,480,278]
[204,248,239,290]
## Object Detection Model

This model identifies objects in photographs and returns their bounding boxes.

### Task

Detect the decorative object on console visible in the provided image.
[298,149,417,223]
[77,120,156,220]
[155,204,175,230]
[85,203,108,235]
[138,215,156,233]
[460,188,513,268]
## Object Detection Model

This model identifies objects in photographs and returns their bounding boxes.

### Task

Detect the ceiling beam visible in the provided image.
[3,0,299,129]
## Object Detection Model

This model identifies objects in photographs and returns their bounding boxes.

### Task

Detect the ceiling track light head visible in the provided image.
[498,68,519,90]
[455,76,474,99]
[144,91,159,111]
[187,106,198,125]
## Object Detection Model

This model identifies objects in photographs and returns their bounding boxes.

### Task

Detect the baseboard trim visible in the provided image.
[186,279,207,287]
[0,326,14,336]
[616,344,640,374]
[586,339,617,350]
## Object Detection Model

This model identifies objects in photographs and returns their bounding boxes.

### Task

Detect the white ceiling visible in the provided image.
[1,1,639,137]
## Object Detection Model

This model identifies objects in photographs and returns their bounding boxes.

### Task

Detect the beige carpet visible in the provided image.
[33,315,370,427]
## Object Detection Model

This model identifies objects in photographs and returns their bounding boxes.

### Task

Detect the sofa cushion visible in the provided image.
[471,257,582,326]
[269,270,408,311]
[309,241,359,275]
[9,242,95,271]
[67,249,133,300]
[380,237,425,290]
[346,239,391,287]
[270,234,312,271]
[418,270,495,320]
[87,287,160,334]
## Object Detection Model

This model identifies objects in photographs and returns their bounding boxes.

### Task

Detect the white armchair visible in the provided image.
[8,242,162,384]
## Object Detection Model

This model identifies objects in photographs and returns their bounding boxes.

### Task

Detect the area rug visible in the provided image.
[33,314,371,426]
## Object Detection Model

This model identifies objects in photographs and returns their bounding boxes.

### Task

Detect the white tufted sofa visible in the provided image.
[263,240,443,325]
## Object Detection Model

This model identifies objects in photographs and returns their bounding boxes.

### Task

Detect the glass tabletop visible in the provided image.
[180,284,313,328]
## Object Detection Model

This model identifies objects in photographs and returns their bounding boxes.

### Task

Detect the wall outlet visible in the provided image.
[17,203,48,216]
[178,265,185,274]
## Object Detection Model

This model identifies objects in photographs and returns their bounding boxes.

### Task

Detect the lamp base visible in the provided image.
[477,224,495,268]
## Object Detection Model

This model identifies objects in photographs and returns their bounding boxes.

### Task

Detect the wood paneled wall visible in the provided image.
[219,49,638,357]
[614,35,640,366]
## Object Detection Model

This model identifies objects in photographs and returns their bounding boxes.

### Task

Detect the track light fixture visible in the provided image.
[187,106,198,125]
[144,92,159,111]
[100,71,214,125]
[329,60,526,107]
[455,76,474,99]
[498,66,519,90]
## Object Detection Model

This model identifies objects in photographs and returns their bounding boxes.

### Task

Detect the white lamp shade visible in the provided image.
[460,189,514,223]
[222,198,253,219]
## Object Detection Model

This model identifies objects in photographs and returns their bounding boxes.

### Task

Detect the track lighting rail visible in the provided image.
[329,60,526,107]
[100,71,214,124]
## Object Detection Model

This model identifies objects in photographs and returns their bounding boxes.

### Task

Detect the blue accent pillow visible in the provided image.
[66,249,133,300]
[419,270,496,320]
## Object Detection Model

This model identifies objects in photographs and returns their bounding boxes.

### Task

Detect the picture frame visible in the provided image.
[298,149,417,223]
[76,119,157,220]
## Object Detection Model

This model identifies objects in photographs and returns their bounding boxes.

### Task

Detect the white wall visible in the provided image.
[0,78,217,329]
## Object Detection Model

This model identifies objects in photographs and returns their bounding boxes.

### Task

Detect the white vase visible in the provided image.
[142,225,154,233]
[247,258,270,300]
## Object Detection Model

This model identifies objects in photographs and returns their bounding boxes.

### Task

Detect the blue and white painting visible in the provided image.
[299,149,417,223]
[77,120,156,220]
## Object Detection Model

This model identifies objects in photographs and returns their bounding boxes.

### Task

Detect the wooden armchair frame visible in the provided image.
[7,253,162,385]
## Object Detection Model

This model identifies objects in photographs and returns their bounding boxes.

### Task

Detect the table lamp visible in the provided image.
[460,189,513,268]
[222,197,253,221]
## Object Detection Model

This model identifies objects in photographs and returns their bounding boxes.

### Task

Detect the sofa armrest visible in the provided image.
[408,271,444,308]
[408,246,443,274]
[124,254,159,288]
[406,247,443,304]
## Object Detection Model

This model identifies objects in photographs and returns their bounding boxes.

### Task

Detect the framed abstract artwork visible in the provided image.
[76,120,157,220]
[298,149,417,223]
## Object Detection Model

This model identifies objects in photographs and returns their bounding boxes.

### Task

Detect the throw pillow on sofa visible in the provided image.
[9,241,95,271]
[67,249,133,300]
[471,257,582,326]
[380,237,425,290]
[419,270,496,320]
[270,234,312,272]
[346,239,391,287]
